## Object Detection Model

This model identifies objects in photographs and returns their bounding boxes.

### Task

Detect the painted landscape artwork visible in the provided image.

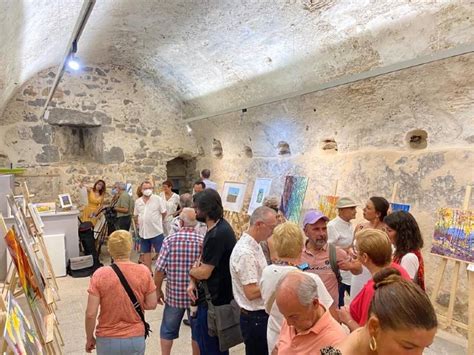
[318,196,339,220]
[391,202,411,212]
[280,176,309,223]
[431,208,474,263]
[3,292,43,355]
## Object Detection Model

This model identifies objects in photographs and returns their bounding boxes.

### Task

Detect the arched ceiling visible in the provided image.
[1,0,473,118]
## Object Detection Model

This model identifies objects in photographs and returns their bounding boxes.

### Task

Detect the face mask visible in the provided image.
[143,189,153,197]
[111,188,117,195]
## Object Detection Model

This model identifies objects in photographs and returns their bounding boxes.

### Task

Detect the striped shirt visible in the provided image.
[155,226,204,308]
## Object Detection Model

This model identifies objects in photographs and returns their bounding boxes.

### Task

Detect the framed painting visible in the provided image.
[58,193,73,209]
[318,195,340,220]
[247,178,272,215]
[27,203,44,234]
[280,176,309,223]
[222,182,247,213]
[431,207,473,263]
[390,202,411,213]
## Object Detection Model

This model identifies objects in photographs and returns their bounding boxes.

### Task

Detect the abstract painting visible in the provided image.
[248,178,272,215]
[280,176,309,223]
[318,195,340,220]
[3,292,44,355]
[391,202,411,213]
[222,181,247,213]
[431,208,474,263]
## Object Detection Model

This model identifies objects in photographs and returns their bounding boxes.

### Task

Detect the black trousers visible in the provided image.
[115,215,132,231]
[240,309,269,355]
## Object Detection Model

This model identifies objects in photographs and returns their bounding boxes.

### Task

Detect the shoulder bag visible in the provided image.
[111,264,151,339]
[202,281,243,351]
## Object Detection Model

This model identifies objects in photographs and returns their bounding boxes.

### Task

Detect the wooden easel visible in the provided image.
[390,182,399,203]
[1,213,64,354]
[430,185,473,355]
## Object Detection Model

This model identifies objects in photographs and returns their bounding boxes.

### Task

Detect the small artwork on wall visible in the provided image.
[222,182,247,213]
[280,176,309,223]
[431,207,473,263]
[390,202,411,213]
[248,178,272,215]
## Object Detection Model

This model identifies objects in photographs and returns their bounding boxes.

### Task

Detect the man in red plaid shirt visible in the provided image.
[155,207,204,355]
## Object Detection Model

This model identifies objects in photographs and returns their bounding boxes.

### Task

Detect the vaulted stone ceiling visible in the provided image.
[0,0,473,118]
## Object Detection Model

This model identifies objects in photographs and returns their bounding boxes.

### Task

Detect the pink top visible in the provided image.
[300,242,349,303]
[350,263,411,326]
[88,263,156,338]
[277,310,346,355]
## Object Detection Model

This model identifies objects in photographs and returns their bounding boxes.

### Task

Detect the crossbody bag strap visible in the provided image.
[110,264,147,325]
[328,243,342,284]
[202,281,214,307]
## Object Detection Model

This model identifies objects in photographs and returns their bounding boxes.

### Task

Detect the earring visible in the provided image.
[369,336,377,351]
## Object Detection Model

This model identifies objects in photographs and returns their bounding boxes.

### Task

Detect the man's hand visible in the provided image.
[187,281,197,302]
[85,337,96,353]
[157,289,165,305]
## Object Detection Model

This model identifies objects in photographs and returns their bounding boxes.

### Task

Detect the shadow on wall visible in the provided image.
[0,0,24,118]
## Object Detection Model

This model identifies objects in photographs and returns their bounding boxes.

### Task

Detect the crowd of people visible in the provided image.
[83,169,437,355]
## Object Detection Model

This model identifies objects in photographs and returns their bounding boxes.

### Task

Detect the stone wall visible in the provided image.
[0,64,198,202]
[191,53,474,335]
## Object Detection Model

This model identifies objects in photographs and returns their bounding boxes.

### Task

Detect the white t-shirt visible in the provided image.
[230,233,267,311]
[260,265,334,353]
[133,195,167,239]
[202,179,217,191]
[399,253,419,279]
[350,266,371,302]
[327,216,355,285]
[159,192,180,236]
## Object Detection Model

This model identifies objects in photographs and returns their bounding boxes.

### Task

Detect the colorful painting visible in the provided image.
[222,182,247,213]
[318,195,340,220]
[248,178,272,215]
[391,202,411,213]
[431,208,474,263]
[3,292,44,355]
[280,176,309,223]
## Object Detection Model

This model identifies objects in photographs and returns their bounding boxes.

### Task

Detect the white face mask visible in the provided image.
[143,189,153,197]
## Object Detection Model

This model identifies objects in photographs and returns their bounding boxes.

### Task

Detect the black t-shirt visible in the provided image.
[197,218,236,306]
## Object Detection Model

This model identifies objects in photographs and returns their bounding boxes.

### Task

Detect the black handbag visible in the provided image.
[111,264,151,339]
[202,281,243,351]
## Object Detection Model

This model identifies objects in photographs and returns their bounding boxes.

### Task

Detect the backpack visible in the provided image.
[328,243,342,285]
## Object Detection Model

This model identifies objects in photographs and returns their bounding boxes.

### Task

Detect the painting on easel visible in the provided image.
[431,208,474,263]
[391,202,410,213]
[3,292,44,355]
[280,176,309,223]
[318,196,339,220]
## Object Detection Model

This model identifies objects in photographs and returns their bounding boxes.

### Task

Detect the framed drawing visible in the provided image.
[222,182,247,213]
[431,207,473,263]
[58,193,72,209]
[280,176,309,223]
[248,178,272,215]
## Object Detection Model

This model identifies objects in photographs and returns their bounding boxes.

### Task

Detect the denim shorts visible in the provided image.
[96,336,145,355]
[140,234,164,253]
[160,304,195,340]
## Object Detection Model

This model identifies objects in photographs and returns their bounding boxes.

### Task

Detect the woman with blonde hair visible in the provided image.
[322,268,437,355]
[338,229,410,332]
[259,222,333,353]
[85,230,157,354]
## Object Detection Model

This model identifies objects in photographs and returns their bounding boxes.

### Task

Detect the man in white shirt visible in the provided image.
[133,181,167,271]
[200,169,217,191]
[230,206,277,355]
[327,197,358,307]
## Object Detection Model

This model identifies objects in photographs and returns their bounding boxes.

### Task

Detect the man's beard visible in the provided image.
[196,213,206,223]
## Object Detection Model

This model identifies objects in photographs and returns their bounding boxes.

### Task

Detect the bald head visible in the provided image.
[180,207,197,227]
[180,193,193,208]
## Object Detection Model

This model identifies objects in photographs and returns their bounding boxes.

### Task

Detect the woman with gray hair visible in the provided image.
[259,222,333,353]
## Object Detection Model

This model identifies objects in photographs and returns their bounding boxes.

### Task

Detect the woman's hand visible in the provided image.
[85,337,96,353]
[337,306,359,332]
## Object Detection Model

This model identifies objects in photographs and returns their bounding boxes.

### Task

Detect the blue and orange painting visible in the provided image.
[431,208,474,263]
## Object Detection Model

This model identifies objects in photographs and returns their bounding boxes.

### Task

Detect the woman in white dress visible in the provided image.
[159,180,180,236]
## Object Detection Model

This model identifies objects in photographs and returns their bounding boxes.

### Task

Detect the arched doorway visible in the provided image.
[165,156,197,194]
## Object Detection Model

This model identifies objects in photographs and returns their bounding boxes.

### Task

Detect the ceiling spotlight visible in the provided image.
[186,124,193,133]
[68,54,81,70]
